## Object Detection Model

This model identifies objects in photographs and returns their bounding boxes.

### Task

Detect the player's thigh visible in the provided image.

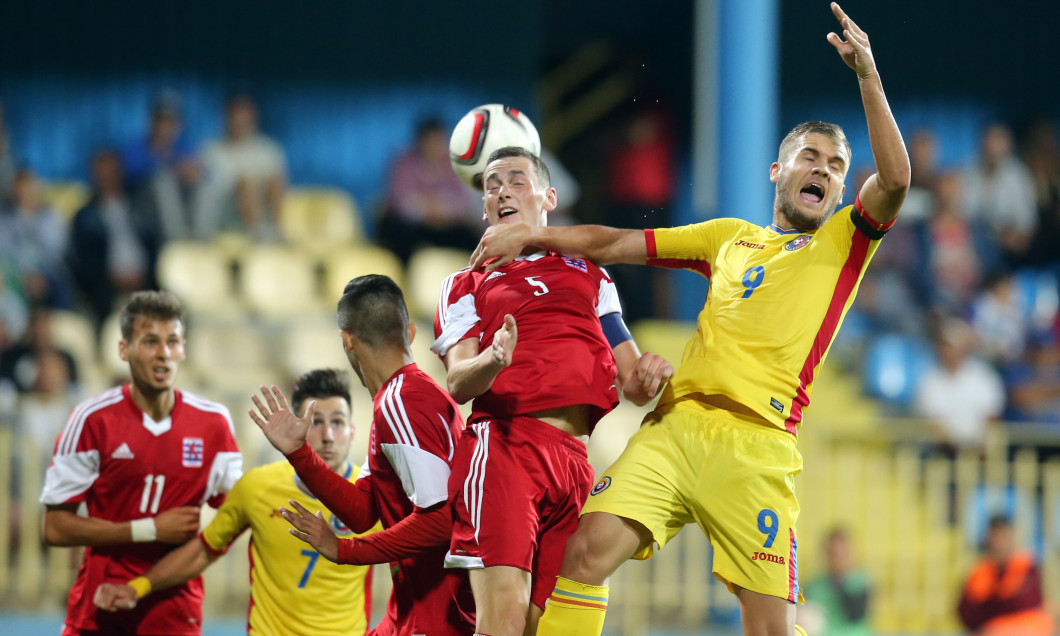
[581,416,695,559]
[694,420,802,601]
[734,585,796,636]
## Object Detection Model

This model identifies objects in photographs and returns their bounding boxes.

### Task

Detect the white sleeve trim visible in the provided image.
[379,442,452,509]
[431,293,480,357]
[40,450,100,504]
[356,456,371,480]
[202,451,243,505]
[597,271,623,317]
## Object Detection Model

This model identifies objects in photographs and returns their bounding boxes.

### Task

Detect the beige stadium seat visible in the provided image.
[99,311,129,382]
[406,247,473,321]
[280,317,349,378]
[47,310,105,391]
[239,246,321,318]
[40,180,90,221]
[629,319,698,366]
[321,245,404,304]
[186,321,274,393]
[408,319,448,387]
[157,241,240,316]
[281,187,363,248]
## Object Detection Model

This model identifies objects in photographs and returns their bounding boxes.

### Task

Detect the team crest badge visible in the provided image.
[181,437,204,467]
[784,235,812,251]
[590,476,612,496]
[330,513,353,537]
[563,257,588,272]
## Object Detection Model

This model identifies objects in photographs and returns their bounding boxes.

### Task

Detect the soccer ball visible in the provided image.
[449,104,541,190]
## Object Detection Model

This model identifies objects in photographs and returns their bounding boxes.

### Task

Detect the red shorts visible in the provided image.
[445,416,594,609]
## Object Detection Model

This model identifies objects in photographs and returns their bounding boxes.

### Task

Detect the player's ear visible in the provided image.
[118,339,129,362]
[543,187,557,212]
[841,183,847,202]
[407,322,417,345]
[769,162,781,184]
[339,329,356,353]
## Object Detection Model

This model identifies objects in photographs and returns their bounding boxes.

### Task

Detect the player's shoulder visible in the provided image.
[180,391,234,422]
[71,385,127,420]
[388,366,451,404]
[54,386,128,454]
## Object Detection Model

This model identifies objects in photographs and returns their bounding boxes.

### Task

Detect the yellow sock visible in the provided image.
[536,576,609,636]
[795,625,808,636]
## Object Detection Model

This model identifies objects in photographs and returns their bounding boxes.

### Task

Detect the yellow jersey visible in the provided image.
[201,460,377,635]
[646,199,892,434]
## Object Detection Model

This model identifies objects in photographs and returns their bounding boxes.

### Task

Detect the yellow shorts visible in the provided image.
[582,401,804,602]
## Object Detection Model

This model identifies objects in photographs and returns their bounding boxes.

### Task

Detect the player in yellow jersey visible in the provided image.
[468,4,909,635]
[93,369,378,635]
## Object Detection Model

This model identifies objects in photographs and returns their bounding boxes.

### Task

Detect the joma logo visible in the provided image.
[751,552,786,564]
[735,240,765,249]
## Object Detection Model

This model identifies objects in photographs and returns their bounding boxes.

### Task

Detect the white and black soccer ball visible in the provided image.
[449,104,541,190]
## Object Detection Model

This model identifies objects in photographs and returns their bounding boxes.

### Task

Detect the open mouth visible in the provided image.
[498,207,518,219]
[799,182,824,204]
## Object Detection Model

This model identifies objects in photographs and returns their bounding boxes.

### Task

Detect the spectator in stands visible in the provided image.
[958,514,1054,635]
[376,117,480,264]
[68,150,161,328]
[1003,331,1060,425]
[802,527,872,636]
[0,268,28,351]
[912,171,999,313]
[963,123,1037,265]
[1023,120,1060,270]
[603,107,676,321]
[0,168,75,309]
[122,91,199,242]
[195,94,286,241]
[972,271,1028,368]
[0,307,79,397]
[0,97,16,203]
[914,317,1005,454]
[902,129,941,223]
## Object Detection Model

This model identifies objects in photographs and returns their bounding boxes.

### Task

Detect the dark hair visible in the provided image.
[292,368,351,414]
[120,291,185,340]
[778,121,852,166]
[485,146,551,188]
[337,274,409,348]
[415,117,445,140]
[987,514,1012,531]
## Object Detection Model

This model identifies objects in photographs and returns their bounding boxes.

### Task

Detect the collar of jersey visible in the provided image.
[767,224,807,235]
[513,251,548,262]
[294,461,353,498]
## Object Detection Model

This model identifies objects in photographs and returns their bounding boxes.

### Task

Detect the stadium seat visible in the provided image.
[408,319,448,387]
[406,247,473,321]
[280,187,363,248]
[280,316,350,377]
[40,180,90,222]
[47,310,104,391]
[629,319,698,366]
[156,241,241,316]
[239,245,321,318]
[862,333,933,408]
[186,321,275,393]
[98,311,129,382]
[321,245,404,304]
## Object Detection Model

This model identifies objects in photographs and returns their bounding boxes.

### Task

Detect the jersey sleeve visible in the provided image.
[818,198,892,263]
[431,269,480,357]
[645,220,736,279]
[595,266,623,317]
[200,469,253,555]
[376,383,457,510]
[203,410,243,508]
[39,393,121,505]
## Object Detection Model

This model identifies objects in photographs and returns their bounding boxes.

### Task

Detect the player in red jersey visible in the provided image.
[40,291,243,636]
[250,274,475,636]
[431,146,674,636]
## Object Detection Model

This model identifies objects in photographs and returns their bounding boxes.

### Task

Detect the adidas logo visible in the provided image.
[111,443,135,460]
[486,271,506,281]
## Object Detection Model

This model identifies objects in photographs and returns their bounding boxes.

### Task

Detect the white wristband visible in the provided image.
[130,518,157,543]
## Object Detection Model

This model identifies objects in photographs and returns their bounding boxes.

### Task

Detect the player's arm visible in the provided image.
[612,339,674,407]
[43,503,200,547]
[470,224,647,272]
[250,386,379,533]
[829,3,909,225]
[93,536,218,612]
[443,313,517,404]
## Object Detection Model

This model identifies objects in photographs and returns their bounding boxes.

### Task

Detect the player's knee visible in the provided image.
[560,530,611,584]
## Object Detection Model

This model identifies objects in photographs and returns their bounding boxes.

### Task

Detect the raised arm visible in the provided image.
[471,224,647,271]
[828,2,909,224]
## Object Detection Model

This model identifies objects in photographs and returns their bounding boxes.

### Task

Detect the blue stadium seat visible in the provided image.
[862,333,934,408]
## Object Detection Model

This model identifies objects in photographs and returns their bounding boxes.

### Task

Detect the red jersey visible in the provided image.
[41,385,243,635]
[355,364,474,635]
[432,252,622,430]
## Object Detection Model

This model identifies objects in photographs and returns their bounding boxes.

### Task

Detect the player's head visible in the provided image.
[336,274,414,387]
[984,514,1014,560]
[293,369,353,473]
[118,291,186,395]
[482,146,556,228]
[770,121,851,231]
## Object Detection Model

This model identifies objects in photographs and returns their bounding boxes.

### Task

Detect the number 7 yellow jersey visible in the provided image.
[646,198,892,434]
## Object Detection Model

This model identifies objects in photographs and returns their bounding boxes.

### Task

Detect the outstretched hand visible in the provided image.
[281,499,339,563]
[826,3,876,79]
[623,352,675,406]
[490,314,518,368]
[470,224,534,271]
[249,385,315,455]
